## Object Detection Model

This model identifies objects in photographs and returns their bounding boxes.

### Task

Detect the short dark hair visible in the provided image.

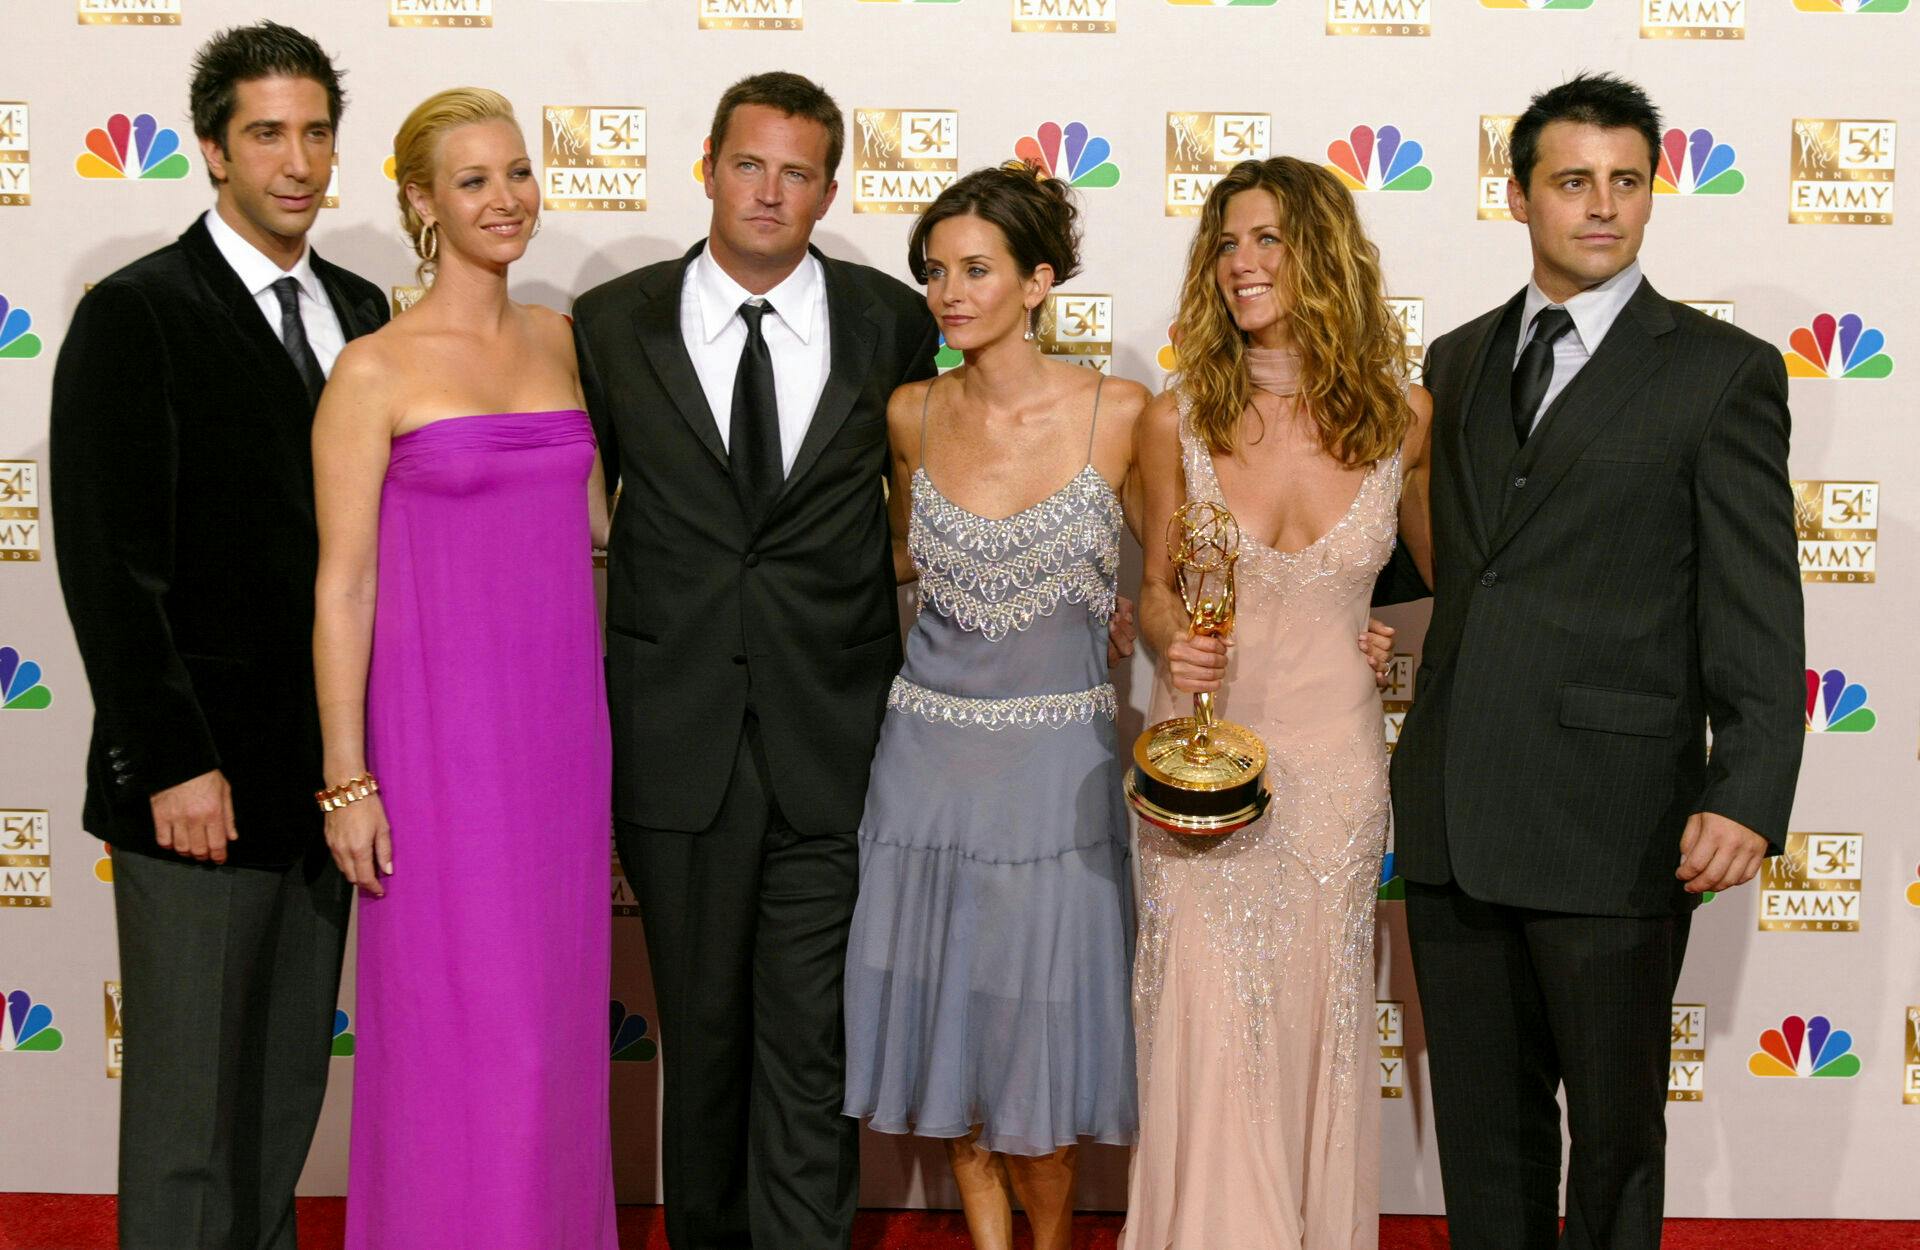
[190,22,345,184]
[907,163,1082,291]
[707,72,845,182]
[1509,72,1661,193]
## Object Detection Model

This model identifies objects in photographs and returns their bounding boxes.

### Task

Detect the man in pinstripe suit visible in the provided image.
[1385,75,1805,1249]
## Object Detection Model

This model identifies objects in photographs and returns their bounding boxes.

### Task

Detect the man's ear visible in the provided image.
[814,178,838,220]
[1506,176,1530,224]
[199,133,229,186]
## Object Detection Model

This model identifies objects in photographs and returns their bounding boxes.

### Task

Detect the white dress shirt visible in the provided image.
[681,243,831,476]
[1514,259,1644,431]
[202,207,347,376]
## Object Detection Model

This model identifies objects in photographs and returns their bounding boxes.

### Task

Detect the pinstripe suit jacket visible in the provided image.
[1389,277,1805,917]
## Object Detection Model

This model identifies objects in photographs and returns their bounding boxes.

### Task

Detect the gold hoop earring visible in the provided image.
[417,221,438,262]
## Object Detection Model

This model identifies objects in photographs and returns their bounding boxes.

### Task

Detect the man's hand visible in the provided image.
[1677,811,1770,894]
[1107,595,1138,669]
[1360,618,1396,689]
[149,769,237,865]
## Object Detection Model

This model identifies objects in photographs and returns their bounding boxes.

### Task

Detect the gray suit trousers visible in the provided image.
[112,843,350,1250]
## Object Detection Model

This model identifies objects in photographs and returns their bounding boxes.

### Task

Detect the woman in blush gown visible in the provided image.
[1121,157,1434,1250]
[311,89,616,1249]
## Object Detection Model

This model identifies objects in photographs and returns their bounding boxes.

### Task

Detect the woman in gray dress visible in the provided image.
[841,163,1148,1250]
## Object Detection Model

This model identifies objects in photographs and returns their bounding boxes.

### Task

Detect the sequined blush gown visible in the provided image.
[843,377,1137,1156]
[1121,377,1401,1250]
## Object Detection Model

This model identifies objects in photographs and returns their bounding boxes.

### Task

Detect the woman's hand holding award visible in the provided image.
[1125,501,1272,835]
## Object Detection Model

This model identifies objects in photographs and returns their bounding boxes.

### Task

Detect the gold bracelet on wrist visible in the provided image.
[315,772,380,813]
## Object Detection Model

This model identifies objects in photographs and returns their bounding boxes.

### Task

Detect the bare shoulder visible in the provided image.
[327,332,397,397]
[1137,386,1183,445]
[887,375,938,465]
[1406,382,1434,430]
[1095,373,1152,429]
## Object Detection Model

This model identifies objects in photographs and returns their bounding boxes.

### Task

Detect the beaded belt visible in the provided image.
[887,675,1117,731]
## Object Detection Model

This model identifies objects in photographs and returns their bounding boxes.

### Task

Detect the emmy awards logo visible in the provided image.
[104,981,124,1078]
[1125,501,1271,833]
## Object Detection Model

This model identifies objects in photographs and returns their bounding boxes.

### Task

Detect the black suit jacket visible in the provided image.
[1389,278,1804,917]
[51,216,387,868]
[574,242,938,835]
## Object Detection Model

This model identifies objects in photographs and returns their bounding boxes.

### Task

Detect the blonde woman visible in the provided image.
[311,88,615,1248]
[1121,158,1433,1250]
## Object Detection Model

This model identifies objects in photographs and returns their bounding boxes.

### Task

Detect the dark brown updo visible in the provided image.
[907,161,1082,286]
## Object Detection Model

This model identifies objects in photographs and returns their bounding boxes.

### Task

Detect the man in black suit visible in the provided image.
[1386,74,1804,1249]
[573,73,938,1249]
[50,23,386,1250]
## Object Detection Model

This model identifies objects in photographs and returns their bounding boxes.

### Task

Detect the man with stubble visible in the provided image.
[572,74,938,1249]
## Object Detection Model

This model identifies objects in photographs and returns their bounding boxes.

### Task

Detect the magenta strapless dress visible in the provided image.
[347,410,616,1250]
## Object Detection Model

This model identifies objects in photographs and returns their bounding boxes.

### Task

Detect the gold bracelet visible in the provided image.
[315,772,380,813]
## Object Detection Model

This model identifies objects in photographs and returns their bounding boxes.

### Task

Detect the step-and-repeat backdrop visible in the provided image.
[1,0,1914,1221]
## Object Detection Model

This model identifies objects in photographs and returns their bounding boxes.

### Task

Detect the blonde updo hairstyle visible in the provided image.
[392,87,519,281]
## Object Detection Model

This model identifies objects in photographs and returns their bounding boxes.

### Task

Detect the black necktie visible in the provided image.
[271,276,326,407]
[730,300,782,521]
[1510,305,1575,445]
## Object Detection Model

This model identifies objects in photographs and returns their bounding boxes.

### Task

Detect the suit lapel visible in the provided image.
[180,217,311,410]
[632,246,728,470]
[1483,278,1676,560]
[779,251,878,505]
[311,253,382,342]
[1442,294,1520,560]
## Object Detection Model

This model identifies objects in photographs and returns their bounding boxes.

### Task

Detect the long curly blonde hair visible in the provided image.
[1172,157,1410,464]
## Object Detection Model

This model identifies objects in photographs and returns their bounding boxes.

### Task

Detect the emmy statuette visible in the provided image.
[1125,500,1271,834]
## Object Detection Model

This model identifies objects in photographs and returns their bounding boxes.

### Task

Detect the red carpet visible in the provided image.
[0,1197,1913,1249]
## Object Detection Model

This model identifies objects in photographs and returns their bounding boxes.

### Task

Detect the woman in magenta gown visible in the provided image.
[311,90,616,1248]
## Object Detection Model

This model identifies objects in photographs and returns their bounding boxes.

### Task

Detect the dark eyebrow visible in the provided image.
[242,117,332,133]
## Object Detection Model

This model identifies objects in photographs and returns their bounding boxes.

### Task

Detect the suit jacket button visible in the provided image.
[744,552,761,568]
[1513,476,1527,488]
[1480,570,1498,587]
[732,653,747,666]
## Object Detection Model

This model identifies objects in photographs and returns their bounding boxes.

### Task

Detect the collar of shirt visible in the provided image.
[690,242,823,347]
[202,207,326,308]
[1519,259,1644,359]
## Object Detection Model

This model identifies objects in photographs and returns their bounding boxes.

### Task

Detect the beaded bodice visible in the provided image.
[909,464,1121,642]
[890,463,1122,729]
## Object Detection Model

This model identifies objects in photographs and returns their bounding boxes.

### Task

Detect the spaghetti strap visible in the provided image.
[919,375,939,477]
[1084,372,1107,463]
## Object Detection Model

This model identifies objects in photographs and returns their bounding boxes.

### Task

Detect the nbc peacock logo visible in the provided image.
[1749,1013,1860,1079]
[1326,125,1432,192]
[331,1009,355,1057]
[0,293,43,359]
[1906,863,1920,910]
[1377,850,1404,901]
[1655,127,1744,196]
[75,113,189,181]
[1794,0,1907,10]
[611,1000,657,1062]
[935,333,963,371]
[1785,313,1893,379]
[1015,123,1119,188]
[1805,668,1874,733]
[0,646,51,710]
[1,988,65,1052]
